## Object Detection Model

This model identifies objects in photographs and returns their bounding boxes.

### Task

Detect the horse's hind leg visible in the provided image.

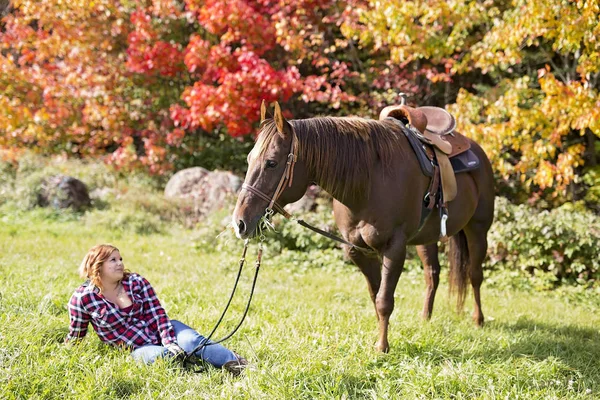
[346,247,381,319]
[375,230,407,352]
[463,222,488,327]
[416,243,440,321]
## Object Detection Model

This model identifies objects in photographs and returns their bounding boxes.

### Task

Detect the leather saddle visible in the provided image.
[380,104,480,205]
[380,105,471,157]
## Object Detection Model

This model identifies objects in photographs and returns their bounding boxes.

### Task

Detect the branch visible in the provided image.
[591,71,600,89]
[0,0,11,24]
[562,53,571,82]
[542,49,568,83]
[347,38,365,75]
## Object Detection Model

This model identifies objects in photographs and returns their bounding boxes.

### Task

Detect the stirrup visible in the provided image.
[440,208,448,238]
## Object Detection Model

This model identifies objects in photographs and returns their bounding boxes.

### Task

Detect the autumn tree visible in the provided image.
[2,0,599,210]
[3,0,416,173]
[350,0,600,206]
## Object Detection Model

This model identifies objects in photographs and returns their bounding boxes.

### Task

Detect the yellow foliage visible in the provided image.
[351,0,600,202]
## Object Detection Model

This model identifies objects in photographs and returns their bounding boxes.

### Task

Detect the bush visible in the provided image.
[583,166,600,213]
[172,132,254,175]
[0,152,171,208]
[487,197,600,287]
[191,205,239,253]
[189,195,354,272]
[267,196,341,252]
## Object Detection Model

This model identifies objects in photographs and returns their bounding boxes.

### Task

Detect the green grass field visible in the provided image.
[1,210,599,399]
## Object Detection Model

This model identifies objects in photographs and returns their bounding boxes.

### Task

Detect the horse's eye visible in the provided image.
[265,160,278,169]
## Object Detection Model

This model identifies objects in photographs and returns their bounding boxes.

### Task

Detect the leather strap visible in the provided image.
[425,165,440,210]
[241,131,298,218]
[241,183,291,218]
[295,219,377,256]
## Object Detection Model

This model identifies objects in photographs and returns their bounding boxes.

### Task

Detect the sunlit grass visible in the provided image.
[1,211,599,399]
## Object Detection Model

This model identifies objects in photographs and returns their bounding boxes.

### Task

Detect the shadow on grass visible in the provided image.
[104,378,144,399]
[486,317,600,376]
[360,315,600,395]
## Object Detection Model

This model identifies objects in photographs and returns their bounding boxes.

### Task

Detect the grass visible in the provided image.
[1,210,599,399]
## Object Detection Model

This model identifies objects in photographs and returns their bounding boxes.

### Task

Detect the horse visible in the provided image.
[232,101,495,352]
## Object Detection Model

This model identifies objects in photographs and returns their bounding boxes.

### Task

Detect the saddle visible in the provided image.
[380,104,480,237]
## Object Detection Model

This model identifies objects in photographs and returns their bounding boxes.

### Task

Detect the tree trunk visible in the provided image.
[0,0,10,18]
[585,128,597,167]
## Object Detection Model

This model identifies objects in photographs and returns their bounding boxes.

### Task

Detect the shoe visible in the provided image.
[222,354,248,377]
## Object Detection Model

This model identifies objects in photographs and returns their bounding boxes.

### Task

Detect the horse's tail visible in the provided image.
[448,229,470,311]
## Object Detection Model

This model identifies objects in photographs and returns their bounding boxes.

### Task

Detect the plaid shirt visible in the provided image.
[66,273,177,349]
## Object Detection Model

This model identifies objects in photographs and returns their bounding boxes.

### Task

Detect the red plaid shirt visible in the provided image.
[66,273,177,349]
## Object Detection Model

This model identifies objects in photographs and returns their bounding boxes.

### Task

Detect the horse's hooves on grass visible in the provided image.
[375,341,390,353]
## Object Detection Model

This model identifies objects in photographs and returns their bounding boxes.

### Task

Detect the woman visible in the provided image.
[65,244,247,375]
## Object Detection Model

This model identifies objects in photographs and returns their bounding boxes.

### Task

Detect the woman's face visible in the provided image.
[100,250,124,284]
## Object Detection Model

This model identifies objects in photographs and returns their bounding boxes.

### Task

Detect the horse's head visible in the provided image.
[232,101,310,239]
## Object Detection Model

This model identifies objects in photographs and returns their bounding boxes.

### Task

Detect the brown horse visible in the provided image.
[232,101,495,352]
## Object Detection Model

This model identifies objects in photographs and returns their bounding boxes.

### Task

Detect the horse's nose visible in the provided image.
[237,220,246,236]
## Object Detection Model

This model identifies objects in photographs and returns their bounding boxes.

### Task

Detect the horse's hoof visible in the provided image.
[375,341,390,353]
[473,313,484,327]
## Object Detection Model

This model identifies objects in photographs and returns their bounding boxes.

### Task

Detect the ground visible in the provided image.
[0,210,599,399]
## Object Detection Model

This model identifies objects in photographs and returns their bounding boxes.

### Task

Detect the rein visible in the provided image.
[183,239,262,368]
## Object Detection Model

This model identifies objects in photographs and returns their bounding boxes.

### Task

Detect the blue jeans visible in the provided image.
[131,320,238,367]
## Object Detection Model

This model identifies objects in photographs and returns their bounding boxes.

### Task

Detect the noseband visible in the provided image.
[241,129,299,219]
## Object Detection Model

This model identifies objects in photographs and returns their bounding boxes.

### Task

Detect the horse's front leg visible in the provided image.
[345,246,382,318]
[375,229,407,353]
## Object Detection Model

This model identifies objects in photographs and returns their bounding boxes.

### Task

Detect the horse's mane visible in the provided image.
[257,116,409,200]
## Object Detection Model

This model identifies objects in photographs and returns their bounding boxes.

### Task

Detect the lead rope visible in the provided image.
[183,239,263,370]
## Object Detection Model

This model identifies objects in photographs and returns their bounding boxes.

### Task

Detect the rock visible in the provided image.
[89,187,115,201]
[284,185,329,215]
[164,167,242,218]
[38,175,91,211]
[164,167,211,198]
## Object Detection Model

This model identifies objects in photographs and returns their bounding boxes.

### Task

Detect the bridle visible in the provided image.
[240,127,299,220]
[239,124,376,255]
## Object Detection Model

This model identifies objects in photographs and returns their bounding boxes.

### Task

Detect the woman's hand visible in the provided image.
[165,342,185,359]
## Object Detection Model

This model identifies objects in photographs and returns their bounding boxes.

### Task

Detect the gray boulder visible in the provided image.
[164,167,242,218]
[38,175,91,211]
[284,185,329,215]
[164,167,210,198]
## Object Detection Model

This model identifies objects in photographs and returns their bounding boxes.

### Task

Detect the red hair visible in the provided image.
[79,244,129,292]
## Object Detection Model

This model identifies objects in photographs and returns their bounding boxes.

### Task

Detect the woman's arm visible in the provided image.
[138,275,177,345]
[65,291,91,343]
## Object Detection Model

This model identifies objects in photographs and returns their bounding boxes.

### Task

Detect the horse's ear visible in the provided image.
[260,99,272,123]
[273,101,291,136]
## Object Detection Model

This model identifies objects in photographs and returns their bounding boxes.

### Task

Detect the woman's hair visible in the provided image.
[79,244,129,292]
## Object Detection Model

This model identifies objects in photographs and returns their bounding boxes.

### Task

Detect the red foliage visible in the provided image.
[0,0,415,173]
[127,10,184,77]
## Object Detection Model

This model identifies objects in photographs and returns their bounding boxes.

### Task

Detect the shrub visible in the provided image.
[189,195,353,272]
[267,196,341,252]
[0,152,202,232]
[583,166,600,213]
[486,197,600,287]
[191,205,239,254]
